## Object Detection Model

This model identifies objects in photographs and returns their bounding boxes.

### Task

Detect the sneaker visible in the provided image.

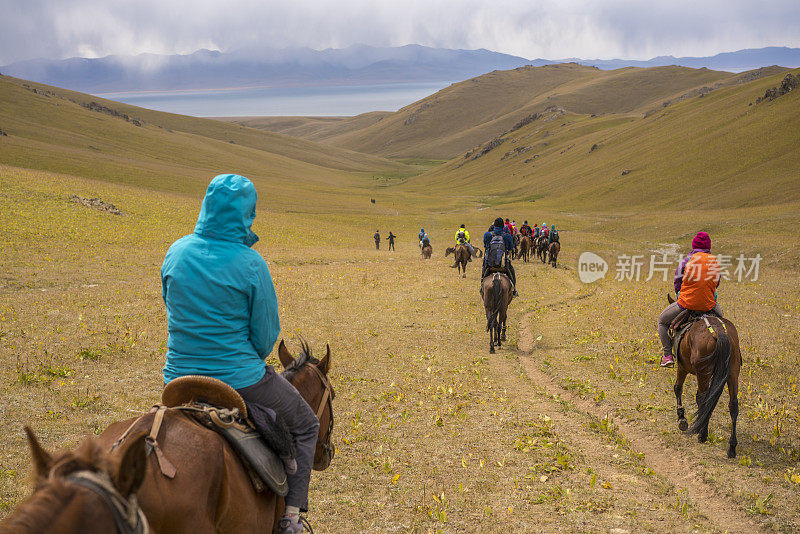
[660,353,675,368]
[450,263,458,268]
[512,289,519,297]
[278,515,304,534]
[467,256,473,262]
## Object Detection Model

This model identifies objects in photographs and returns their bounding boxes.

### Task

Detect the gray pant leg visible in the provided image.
[237,370,320,511]
[466,243,476,256]
[657,302,683,356]
[712,303,723,317]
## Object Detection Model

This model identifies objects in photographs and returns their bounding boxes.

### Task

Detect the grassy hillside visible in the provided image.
[225,64,775,159]
[406,67,800,216]
[1,163,799,532]
[0,75,416,200]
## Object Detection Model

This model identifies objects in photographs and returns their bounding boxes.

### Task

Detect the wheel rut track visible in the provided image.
[510,266,767,534]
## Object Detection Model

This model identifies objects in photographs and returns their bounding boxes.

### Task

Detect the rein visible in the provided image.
[65,470,150,534]
[305,363,336,464]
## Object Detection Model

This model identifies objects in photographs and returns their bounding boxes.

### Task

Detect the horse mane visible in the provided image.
[4,438,106,532]
[281,340,320,381]
[3,479,78,532]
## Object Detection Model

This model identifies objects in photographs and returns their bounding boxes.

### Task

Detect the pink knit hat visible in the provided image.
[692,231,711,250]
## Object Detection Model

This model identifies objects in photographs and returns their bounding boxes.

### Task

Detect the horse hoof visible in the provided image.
[698,434,707,443]
[678,419,688,431]
[727,448,736,459]
[489,347,495,354]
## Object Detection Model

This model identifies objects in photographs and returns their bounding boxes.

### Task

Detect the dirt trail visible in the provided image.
[509,266,767,534]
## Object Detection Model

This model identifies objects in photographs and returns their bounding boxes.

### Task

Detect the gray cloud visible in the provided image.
[1,0,799,65]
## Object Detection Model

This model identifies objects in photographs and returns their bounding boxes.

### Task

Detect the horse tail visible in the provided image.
[487,275,502,332]
[688,326,732,435]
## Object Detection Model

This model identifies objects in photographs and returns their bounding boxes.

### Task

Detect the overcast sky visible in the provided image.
[1,0,799,65]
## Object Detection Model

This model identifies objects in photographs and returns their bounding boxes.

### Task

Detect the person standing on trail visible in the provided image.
[483,217,518,296]
[374,230,380,250]
[386,232,396,251]
[657,231,724,368]
[161,174,319,534]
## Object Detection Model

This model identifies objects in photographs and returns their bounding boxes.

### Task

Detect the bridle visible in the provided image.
[64,469,150,534]
[305,363,335,464]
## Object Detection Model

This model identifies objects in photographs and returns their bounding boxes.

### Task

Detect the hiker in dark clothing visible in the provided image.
[374,230,380,250]
[386,232,396,251]
[482,217,518,296]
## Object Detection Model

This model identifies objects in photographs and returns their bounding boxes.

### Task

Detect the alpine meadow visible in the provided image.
[1,50,799,534]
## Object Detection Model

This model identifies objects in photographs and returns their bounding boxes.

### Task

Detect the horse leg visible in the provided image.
[727,372,739,459]
[695,386,709,443]
[500,316,507,342]
[674,368,688,431]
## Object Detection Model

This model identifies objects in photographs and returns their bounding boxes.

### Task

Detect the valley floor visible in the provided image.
[1,165,798,532]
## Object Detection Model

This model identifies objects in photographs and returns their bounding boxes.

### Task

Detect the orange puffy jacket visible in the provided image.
[677,252,720,311]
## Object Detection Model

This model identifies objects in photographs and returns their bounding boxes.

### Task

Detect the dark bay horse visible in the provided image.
[94,340,335,533]
[1,427,149,533]
[445,244,470,277]
[481,272,513,353]
[667,295,742,458]
[548,242,560,268]
[421,244,432,259]
[519,235,532,262]
[537,237,549,262]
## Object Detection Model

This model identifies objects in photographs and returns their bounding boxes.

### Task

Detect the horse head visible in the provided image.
[2,427,149,533]
[278,340,335,471]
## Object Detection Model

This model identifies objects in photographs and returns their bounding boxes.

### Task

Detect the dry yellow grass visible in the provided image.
[1,161,799,532]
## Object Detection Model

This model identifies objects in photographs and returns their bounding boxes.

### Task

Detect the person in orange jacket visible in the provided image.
[657,231,723,368]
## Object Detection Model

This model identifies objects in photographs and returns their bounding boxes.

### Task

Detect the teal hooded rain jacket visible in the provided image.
[161,174,280,389]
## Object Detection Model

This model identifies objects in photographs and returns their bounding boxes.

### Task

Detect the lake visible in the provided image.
[97,82,453,117]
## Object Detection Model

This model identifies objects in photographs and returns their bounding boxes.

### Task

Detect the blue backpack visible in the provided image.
[486,234,506,267]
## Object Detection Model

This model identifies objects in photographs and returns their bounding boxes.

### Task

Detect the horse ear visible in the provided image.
[317,344,331,375]
[25,426,53,481]
[278,340,294,369]
[111,431,148,498]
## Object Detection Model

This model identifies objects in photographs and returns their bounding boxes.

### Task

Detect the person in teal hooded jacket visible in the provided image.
[161,174,317,534]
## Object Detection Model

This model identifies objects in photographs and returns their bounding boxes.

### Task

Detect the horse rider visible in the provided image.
[418,228,427,248]
[542,222,549,238]
[548,225,560,244]
[454,224,476,260]
[161,174,319,533]
[374,230,380,250]
[657,231,724,368]
[520,220,532,237]
[533,223,540,238]
[483,217,518,296]
[386,231,396,251]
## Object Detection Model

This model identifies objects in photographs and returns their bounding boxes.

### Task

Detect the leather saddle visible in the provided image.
[668,309,720,363]
[162,376,289,496]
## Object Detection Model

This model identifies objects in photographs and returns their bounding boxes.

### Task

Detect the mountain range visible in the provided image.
[2,45,799,94]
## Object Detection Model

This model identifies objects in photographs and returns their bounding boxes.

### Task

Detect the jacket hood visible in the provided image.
[194,174,259,247]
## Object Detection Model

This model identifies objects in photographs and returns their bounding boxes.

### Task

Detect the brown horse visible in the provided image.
[1,427,150,533]
[445,244,470,277]
[548,241,560,267]
[94,340,335,533]
[519,235,532,262]
[537,236,549,262]
[481,272,514,354]
[667,295,742,458]
[421,244,432,259]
